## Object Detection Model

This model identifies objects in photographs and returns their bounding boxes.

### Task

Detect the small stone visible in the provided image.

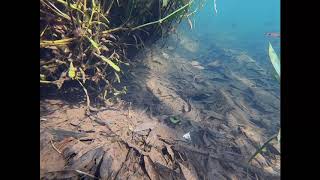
[70,119,80,126]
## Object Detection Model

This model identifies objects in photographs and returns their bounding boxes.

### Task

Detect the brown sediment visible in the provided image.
[41,33,280,179]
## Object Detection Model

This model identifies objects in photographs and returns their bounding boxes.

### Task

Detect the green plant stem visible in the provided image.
[131,0,194,31]
[248,134,278,163]
[40,80,54,84]
[77,80,91,113]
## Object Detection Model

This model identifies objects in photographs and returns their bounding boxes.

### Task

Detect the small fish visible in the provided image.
[265,32,280,38]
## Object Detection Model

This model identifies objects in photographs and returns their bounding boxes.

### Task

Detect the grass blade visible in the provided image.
[40,37,75,47]
[94,53,121,72]
[55,0,85,15]
[85,36,101,54]
[268,42,280,77]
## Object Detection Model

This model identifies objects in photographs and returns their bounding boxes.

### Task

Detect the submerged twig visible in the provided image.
[50,138,62,154]
[75,170,99,179]
[131,0,194,31]
[248,134,278,163]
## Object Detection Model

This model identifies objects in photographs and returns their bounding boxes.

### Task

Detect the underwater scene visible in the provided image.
[40,0,280,179]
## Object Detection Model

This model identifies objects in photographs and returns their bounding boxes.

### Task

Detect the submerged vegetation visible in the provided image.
[248,41,280,163]
[40,0,201,111]
[40,1,280,178]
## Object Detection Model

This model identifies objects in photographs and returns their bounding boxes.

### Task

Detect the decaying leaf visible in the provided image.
[178,162,199,180]
[169,116,180,124]
[165,144,175,160]
[41,170,78,180]
[99,143,129,179]
[115,72,121,83]
[79,67,86,83]
[69,147,104,170]
[103,90,108,100]
[162,0,169,7]
[133,121,158,132]
[144,156,160,180]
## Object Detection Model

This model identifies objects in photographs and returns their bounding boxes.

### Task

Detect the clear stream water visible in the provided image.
[178,0,280,70]
[156,0,281,132]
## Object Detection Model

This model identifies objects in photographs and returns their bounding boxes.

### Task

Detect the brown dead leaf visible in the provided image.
[133,121,158,132]
[165,144,175,160]
[99,143,129,179]
[146,129,158,145]
[149,148,167,167]
[178,162,199,180]
[144,156,160,180]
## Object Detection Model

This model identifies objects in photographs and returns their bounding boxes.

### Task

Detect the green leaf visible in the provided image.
[68,62,76,79]
[55,0,84,14]
[169,116,180,124]
[96,54,121,72]
[86,36,101,54]
[163,0,169,7]
[103,90,108,100]
[261,147,267,153]
[268,42,280,77]
[115,72,121,83]
[40,74,46,80]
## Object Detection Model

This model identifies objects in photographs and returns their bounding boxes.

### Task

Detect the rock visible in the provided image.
[70,119,80,126]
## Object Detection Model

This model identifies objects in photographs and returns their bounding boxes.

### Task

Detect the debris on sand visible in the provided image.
[191,60,205,69]
[41,41,280,179]
[183,132,191,141]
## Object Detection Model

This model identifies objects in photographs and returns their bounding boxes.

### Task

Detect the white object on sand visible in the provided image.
[183,132,191,141]
[191,61,205,70]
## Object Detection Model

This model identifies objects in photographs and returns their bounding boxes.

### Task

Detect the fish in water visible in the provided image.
[265,32,280,38]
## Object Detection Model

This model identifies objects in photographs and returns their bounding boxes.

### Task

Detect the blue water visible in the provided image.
[179,0,280,66]
[162,0,281,133]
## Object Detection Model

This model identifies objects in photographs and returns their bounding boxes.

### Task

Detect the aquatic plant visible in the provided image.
[248,42,280,163]
[40,0,200,112]
[268,42,280,77]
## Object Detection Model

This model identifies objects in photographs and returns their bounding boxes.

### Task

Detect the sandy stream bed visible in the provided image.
[40,38,280,180]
